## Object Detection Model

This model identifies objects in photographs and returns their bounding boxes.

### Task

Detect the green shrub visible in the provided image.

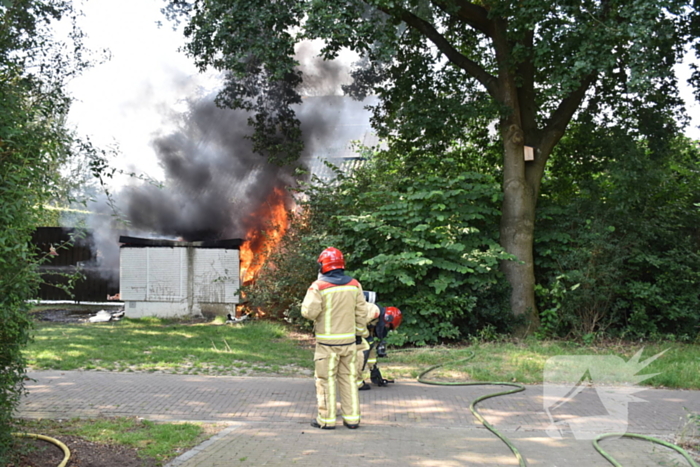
[0,1,89,461]
[331,171,514,344]
[535,124,700,339]
[247,150,515,344]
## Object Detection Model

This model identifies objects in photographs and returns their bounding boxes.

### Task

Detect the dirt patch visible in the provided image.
[286,329,315,349]
[10,435,158,467]
[10,422,226,467]
[32,307,124,324]
[31,307,221,326]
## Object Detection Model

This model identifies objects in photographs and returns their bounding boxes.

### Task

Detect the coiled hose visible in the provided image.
[396,348,699,467]
[12,432,71,467]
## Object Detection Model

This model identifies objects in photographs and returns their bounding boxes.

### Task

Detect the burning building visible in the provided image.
[85,56,373,318]
[119,236,243,318]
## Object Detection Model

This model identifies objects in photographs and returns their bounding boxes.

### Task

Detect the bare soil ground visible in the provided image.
[10,421,227,467]
[32,306,123,324]
[10,436,159,467]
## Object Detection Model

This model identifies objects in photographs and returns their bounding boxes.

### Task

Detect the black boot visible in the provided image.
[310,420,335,430]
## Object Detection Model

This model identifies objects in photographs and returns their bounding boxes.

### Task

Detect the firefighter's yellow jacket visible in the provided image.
[301,278,368,345]
[360,303,381,338]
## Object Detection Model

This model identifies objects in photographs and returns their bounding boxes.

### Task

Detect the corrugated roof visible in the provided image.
[308,131,381,183]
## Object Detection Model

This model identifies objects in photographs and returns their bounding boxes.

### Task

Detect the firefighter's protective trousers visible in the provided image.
[356,338,378,387]
[314,342,359,426]
[356,303,380,387]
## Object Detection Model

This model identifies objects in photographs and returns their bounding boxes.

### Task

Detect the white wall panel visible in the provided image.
[193,249,240,304]
[146,248,186,301]
[120,248,147,300]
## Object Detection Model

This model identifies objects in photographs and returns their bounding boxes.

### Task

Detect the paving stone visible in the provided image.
[17,371,700,466]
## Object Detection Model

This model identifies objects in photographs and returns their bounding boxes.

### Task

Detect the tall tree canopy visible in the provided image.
[166,0,696,333]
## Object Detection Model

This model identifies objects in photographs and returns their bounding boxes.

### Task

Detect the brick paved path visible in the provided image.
[18,371,700,466]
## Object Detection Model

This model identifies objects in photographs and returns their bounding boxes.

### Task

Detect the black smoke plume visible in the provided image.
[85,44,372,278]
[118,94,369,241]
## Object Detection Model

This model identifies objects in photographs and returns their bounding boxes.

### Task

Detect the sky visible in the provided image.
[66,0,221,186]
[65,0,700,191]
[66,0,375,191]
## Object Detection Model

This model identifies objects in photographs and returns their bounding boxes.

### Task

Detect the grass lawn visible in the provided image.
[25,316,314,376]
[381,340,700,389]
[23,310,700,389]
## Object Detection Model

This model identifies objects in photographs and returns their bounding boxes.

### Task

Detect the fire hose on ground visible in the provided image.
[12,432,71,467]
[395,348,699,467]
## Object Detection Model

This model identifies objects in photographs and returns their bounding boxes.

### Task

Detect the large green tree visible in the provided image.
[166,0,695,333]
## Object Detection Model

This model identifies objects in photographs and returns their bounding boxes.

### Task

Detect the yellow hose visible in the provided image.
[12,432,71,467]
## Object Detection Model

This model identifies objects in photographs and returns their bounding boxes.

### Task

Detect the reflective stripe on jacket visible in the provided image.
[301,278,368,345]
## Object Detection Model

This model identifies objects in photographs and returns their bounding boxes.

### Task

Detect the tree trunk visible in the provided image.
[499,123,540,336]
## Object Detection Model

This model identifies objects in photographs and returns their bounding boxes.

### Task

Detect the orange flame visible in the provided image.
[240,187,289,284]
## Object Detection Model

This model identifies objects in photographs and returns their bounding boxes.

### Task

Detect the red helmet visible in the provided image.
[318,247,345,274]
[384,306,402,330]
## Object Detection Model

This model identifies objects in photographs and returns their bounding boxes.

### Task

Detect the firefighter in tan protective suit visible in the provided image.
[301,247,369,430]
[356,292,403,390]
